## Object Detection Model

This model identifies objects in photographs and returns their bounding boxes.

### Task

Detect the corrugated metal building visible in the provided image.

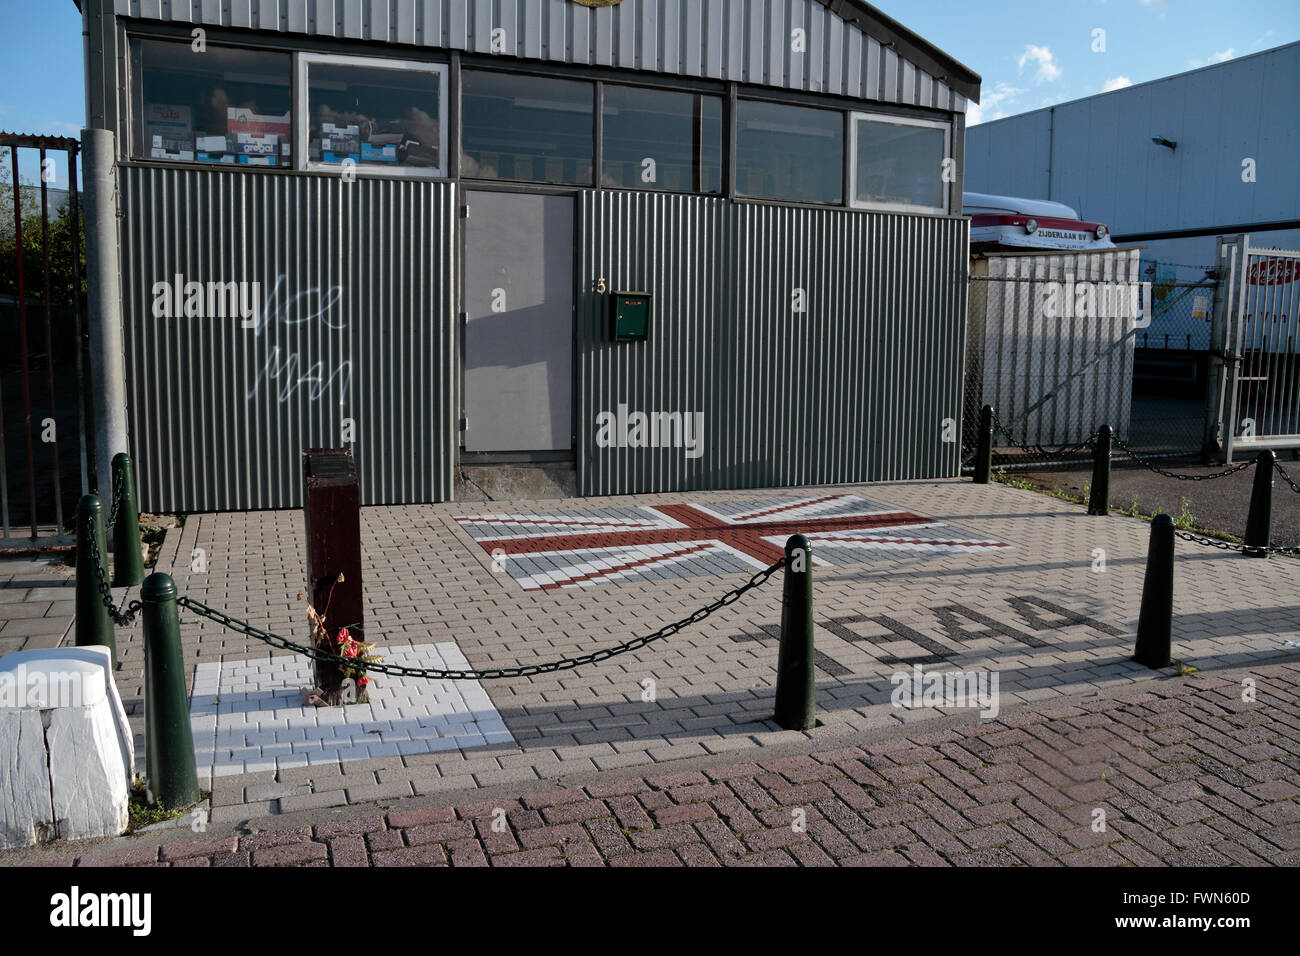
[79,0,980,511]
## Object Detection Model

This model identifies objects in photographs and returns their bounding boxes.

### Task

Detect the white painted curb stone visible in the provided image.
[0,646,132,849]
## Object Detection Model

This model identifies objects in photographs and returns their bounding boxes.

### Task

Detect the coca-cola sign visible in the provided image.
[1248,258,1300,286]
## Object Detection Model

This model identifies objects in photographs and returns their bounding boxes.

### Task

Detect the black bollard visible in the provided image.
[1087,425,1112,516]
[1244,450,1276,558]
[111,452,145,587]
[974,405,993,484]
[75,493,117,666]
[141,573,201,809]
[773,534,816,731]
[1134,514,1175,669]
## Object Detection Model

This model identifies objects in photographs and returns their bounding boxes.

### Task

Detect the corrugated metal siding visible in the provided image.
[119,166,457,512]
[966,249,1140,445]
[577,193,969,496]
[113,0,965,112]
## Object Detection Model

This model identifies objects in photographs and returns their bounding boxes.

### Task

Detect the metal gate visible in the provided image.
[1217,234,1300,462]
[0,133,91,548]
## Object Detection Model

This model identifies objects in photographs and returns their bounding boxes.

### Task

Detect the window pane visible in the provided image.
[307,62,443,171]
[736,100,843,204]
[854,118,946,210]
[136,40,291,167]
[461,71,593,185]
[602,86,722,193]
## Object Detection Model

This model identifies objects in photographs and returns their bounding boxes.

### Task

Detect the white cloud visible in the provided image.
[1101,76,1133,92]
[966,82,1026,126]
[1139,0,1167,16]
[1191,47,1236,68]
[1017,45,1062,83]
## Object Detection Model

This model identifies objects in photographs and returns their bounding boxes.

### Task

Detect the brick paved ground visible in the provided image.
[13,660,1299,867]
[4,477,1300,848]
[0,555,75,656]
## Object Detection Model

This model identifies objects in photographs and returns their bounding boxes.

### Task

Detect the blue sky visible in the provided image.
[3,0,1299,184]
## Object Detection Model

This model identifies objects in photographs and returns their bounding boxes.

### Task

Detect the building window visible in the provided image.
[132,39,291,167]
[461,71,594,185]
[736,100,843,205]
[850,112,950,214]
[298,54,448,176]
[602,85,723,193]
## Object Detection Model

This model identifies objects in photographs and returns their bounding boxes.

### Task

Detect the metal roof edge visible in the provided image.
[822,0,981,103]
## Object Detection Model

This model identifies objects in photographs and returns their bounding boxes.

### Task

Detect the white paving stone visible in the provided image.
[189,642,514,783]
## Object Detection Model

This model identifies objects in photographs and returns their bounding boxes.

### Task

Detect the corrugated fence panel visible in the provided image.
[112,0,967,111]
[578,193,968,496]
[119,166,457,512]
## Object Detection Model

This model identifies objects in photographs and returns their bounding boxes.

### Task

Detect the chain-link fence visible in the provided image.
[962,257,1219,474]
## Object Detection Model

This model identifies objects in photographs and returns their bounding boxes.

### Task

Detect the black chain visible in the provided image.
[990,410,1097,459]
[174,556,788,681]
[83,512,142,626]
[106,466,124,533]
[1274,460,1300,495]
[1110,436,1255,481]
[1173,528,1300,556]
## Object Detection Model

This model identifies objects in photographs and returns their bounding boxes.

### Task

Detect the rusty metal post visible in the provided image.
[302,449,364,704]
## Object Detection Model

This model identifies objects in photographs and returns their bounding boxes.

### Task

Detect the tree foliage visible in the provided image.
[0,155,85,304]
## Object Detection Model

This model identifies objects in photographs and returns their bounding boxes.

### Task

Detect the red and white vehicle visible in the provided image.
[964,191,1116,253]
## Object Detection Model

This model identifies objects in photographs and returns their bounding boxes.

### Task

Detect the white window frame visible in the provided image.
[296,52,449,179]
[848,111,951,215]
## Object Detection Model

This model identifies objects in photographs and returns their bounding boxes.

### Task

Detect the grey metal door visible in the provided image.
[463,191,574,453]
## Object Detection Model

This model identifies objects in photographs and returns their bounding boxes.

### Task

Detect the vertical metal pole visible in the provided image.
[1225,234,1252,463]
[11,144,38,540]
[1244,450,1275,558]
[67,145,90,497]
[81,128,129,494]
[773,534,816,731]
[141,572,201,809]
[75,493,116,665]
[1134,514,1175,669]
[973,404,993,484]
[39,147,65,534]
[111,452,144,586]
[1087,424,1112,516]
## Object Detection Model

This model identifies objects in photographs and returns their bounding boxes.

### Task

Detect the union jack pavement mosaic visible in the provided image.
[453,493,1008,591]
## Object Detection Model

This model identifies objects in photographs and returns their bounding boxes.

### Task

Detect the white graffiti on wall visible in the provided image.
[246,274,352,404]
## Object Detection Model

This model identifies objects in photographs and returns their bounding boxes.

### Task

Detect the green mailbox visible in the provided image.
[610,291,651,342]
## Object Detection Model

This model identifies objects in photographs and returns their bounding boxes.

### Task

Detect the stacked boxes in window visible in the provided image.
[146,104,194,162]
[194,134,234,165]
[321,123,360,165]
[227,107,290,167]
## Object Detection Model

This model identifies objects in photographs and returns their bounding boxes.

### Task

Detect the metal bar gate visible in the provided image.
[1217,234,1300,462]
[0,132,92,548]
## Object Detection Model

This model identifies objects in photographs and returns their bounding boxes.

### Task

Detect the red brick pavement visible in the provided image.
[28,662,1300,867]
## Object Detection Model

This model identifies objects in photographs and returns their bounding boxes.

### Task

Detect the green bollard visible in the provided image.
[1087,425,1112,516]
[773,534,816,731]
[141,572,201,810]
[111,452,145,587]
[1134,514,1175,669]
[974,405,993,485]
[1243,450,1276,558]
[75,493,117,666]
